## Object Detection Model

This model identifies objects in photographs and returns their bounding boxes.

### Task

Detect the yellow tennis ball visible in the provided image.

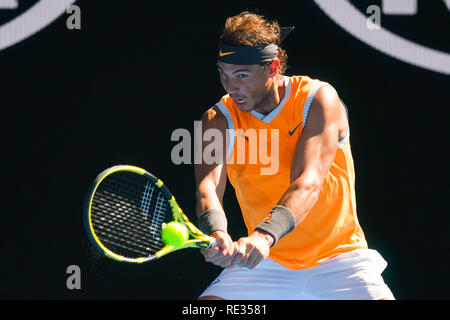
[161,222,189,247]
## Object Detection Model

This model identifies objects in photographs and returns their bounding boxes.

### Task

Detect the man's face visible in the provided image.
[216,61,273,113]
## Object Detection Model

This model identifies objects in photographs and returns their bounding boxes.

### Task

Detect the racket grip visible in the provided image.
[207,236,217,248]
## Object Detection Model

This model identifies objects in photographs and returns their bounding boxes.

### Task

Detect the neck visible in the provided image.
[253,75,285,114]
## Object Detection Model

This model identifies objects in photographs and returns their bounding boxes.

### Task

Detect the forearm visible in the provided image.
[277,174,322,226]
[195,177,228,235]
[195,180,224,217]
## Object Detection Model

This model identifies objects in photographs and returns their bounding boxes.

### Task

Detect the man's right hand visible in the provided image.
[200,231,238,268]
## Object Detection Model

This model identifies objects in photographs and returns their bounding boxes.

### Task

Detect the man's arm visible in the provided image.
[195,107,227,215]
[235,85,345,268]
[195,106,238,268]
[278,84,343,225]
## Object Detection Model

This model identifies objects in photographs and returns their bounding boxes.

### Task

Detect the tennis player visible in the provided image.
[194,11,394,300]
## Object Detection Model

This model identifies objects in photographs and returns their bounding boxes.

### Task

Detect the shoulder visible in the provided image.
[200,106,228,132]
[301,80,341,123]
[306,84,342,129]
[288,75,333,99]
[314,84,339,107]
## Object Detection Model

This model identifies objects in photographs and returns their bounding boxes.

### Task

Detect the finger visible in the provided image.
[211,253,237,268]
[200,245,221,262]
[238,242,246,258]
[206,240,238,267]
[213,231,229,245]
[216,242,235,261]
[244,251,262,269]
[221,241,239,264]
[227,242,240,267]
[236,243,252,269]
[212,232,234,256]
[231,241,241,256]
[220,240,232,256]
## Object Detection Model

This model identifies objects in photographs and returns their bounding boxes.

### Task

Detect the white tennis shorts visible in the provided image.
[199,249,395,300]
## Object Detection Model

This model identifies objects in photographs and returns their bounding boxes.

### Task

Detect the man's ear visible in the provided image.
[269,59,280,77]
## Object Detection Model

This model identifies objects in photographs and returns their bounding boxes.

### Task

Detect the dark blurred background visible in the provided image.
[1,0,448,300]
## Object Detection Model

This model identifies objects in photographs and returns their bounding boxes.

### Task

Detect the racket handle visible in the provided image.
[207,236,217,248]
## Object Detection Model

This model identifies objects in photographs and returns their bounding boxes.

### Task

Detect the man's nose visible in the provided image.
[223,77,239,94]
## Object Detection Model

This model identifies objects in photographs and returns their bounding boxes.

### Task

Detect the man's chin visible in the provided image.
[236,101,254,112]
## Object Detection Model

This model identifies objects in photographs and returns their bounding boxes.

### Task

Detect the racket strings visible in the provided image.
[147,191,167,240]
[90,172,173,258]
[92,189,158,254]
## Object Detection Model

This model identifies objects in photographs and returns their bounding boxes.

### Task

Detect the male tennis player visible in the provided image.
[194,11,394,300]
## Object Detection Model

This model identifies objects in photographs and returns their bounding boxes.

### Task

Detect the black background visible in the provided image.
[1,0,449,300]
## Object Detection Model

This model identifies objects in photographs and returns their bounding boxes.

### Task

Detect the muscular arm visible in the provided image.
[195,106,238,268]
[278,85,345,225]
[194,106,228,216]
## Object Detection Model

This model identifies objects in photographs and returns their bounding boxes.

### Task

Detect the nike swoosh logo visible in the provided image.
[289,121,303,136]
[219,49,236,57]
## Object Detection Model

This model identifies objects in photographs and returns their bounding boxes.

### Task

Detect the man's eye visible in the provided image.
[237,74,248,79]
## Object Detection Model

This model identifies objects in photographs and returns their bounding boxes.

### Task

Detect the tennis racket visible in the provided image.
[84,165,216,263]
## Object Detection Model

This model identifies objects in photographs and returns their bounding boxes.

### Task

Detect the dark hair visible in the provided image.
[220,11,288,74]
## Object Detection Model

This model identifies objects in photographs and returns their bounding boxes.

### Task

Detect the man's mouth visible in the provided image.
[232,96,246,104]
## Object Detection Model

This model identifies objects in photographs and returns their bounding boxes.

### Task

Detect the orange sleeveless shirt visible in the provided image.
[215,75,367,270]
